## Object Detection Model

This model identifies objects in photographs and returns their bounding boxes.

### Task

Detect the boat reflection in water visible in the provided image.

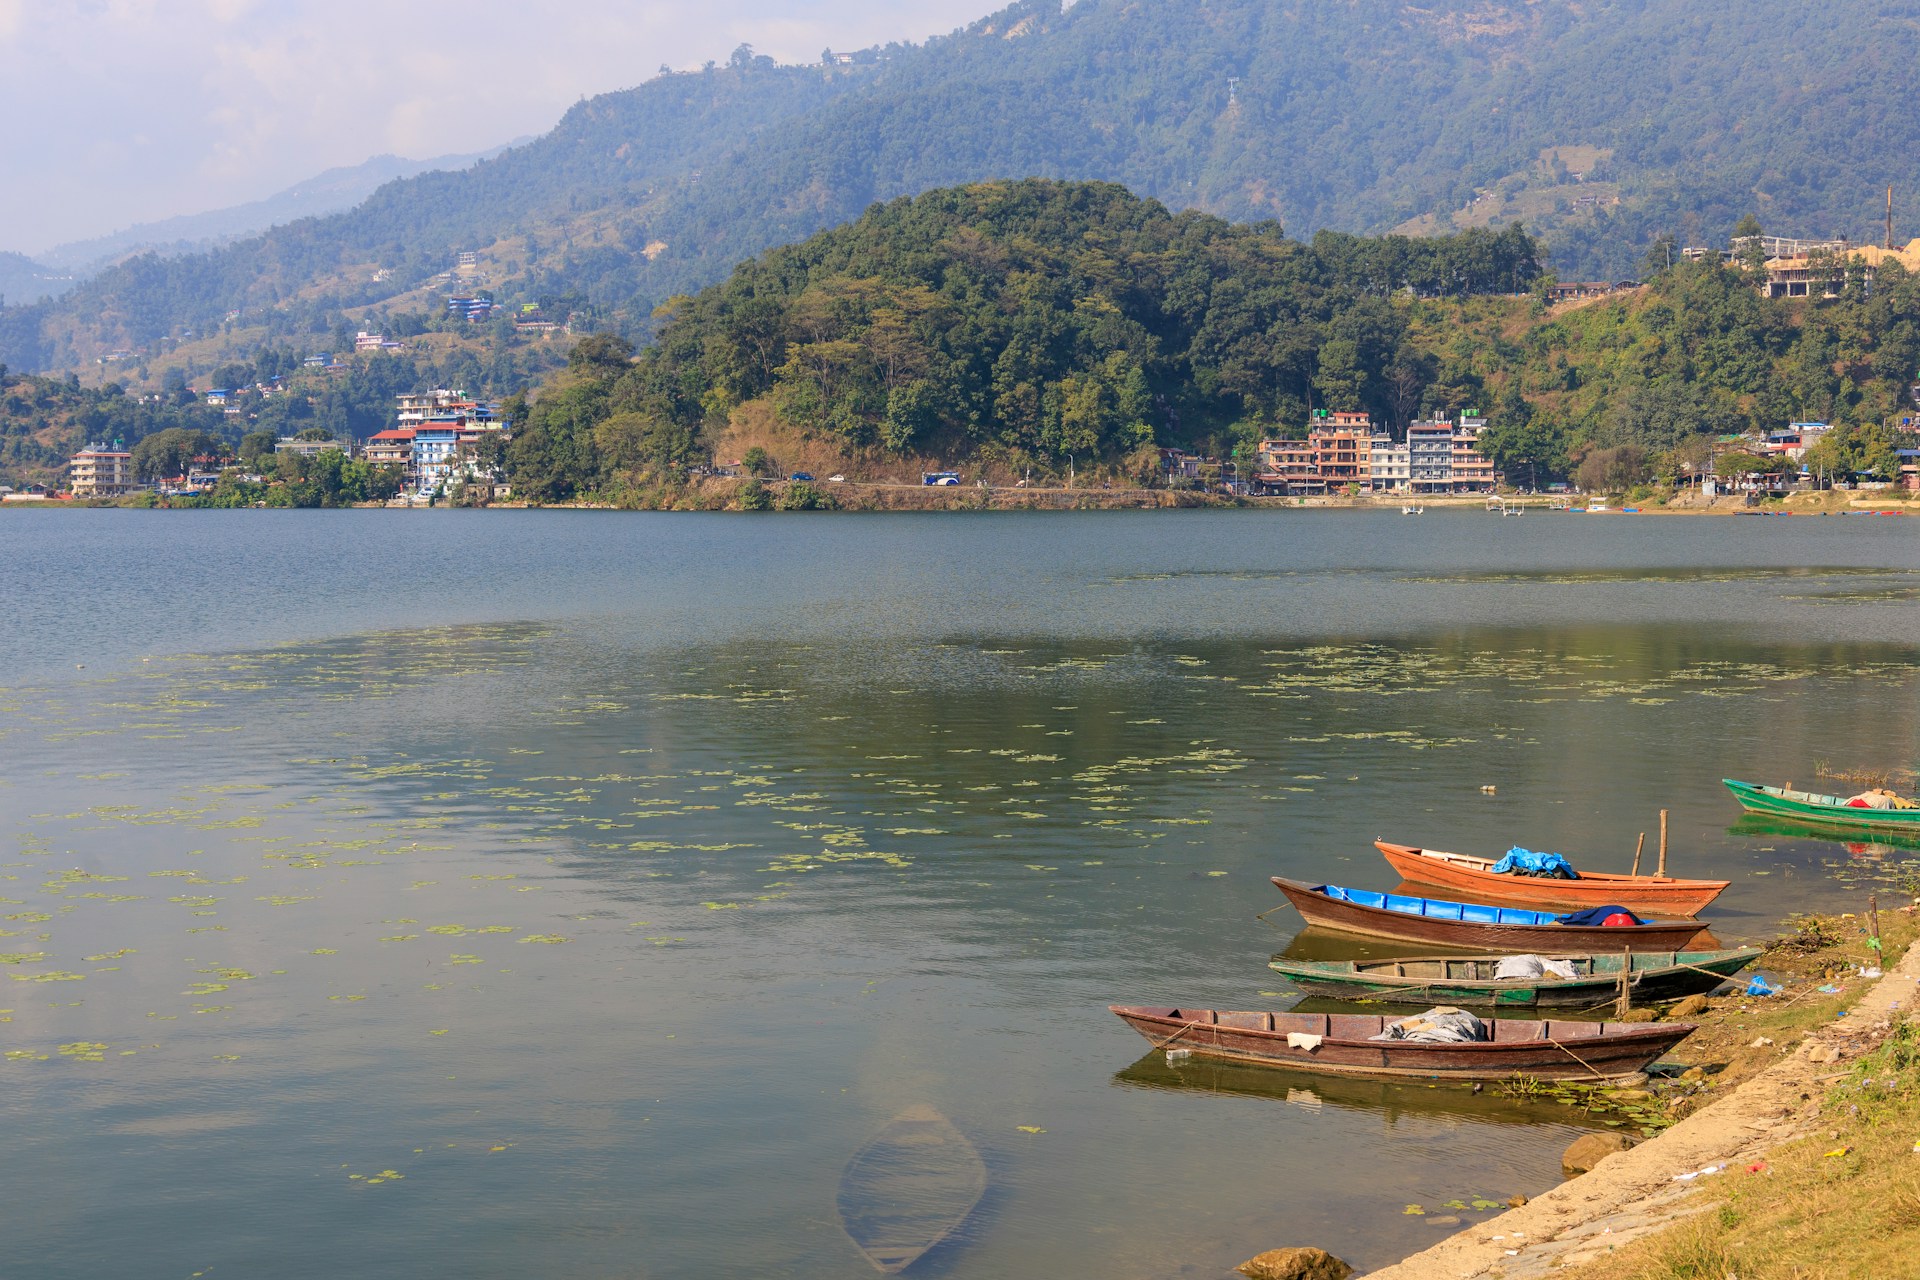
[1111,1052,1622,1132]
[1728,814,1920,861]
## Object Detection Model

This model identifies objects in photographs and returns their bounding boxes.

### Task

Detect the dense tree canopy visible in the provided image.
[501,181,1543,500]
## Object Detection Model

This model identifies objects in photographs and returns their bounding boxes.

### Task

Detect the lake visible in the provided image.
[2,508,1917,1278]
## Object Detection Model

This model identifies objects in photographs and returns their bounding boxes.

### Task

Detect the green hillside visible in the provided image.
[502,181,1920,505]
[501,179,1539,501]
[7,0,1920,376]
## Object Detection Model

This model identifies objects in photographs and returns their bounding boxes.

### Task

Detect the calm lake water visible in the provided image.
[2,508,1918,1278]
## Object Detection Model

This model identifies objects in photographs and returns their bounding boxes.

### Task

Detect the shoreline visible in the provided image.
[1355,917,1917,1279]
[12,481,1917,515]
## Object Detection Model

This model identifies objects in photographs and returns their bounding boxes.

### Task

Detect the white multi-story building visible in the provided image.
[69,442,134,496]
[1368,433,1410,492]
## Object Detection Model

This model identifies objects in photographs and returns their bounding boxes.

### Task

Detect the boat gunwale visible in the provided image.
[1377,840,1730,892]
[1272,945,1762,984]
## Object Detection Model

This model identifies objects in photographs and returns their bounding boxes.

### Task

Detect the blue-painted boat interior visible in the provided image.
[1314,883,1559,926]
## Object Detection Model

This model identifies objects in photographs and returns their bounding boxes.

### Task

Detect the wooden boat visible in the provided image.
[1109,1005,1695,1083]
[1375,840,1729,915]
[1267,947,1762,1008]
[1725,778,1920,835]
[837,1105,986,1274]
[1270,876,1706,951]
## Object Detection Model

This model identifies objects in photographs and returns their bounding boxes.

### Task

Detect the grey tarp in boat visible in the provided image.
[1369,1006,1488,1043]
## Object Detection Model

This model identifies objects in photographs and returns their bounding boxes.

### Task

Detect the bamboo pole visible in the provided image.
[1631,832,1645,877]
[1870,893,1884,965]
[1657,809,1669,878]
[1615,947,1632,1019]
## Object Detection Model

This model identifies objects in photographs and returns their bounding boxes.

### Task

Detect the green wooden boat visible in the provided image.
[1724,778,1920,834]
[1268,947,1762,1008]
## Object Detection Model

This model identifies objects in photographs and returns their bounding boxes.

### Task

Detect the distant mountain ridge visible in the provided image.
[0,252,77,309]
[7,0,1920,373]
[27,144,524,281]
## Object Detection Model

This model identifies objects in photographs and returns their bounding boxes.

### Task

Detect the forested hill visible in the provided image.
[9,0,1920,374]
[500,180,1540,501]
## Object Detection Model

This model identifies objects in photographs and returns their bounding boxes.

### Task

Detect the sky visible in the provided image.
[0,0,991,255]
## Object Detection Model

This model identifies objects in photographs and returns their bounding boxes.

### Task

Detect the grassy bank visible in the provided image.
[1548,906,1918,1280]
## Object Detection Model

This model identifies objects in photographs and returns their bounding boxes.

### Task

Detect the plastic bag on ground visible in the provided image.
[1370,1006,1488,1043]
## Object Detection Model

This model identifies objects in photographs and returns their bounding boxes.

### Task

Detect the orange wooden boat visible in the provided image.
[1376,840,1728,916]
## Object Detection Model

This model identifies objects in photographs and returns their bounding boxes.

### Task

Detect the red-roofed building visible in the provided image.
[363,429,416,471]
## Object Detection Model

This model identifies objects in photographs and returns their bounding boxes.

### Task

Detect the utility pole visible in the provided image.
[1887,185,1895,250]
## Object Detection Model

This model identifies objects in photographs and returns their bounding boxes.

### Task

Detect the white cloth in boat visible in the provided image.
[1286,1032,1324,1051]
[1494,954,1579,981]
[1370,1006,1488,1043]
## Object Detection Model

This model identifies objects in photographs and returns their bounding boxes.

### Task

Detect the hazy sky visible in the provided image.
[0,0,991,255]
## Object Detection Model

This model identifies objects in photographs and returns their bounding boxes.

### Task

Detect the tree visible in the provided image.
[1713,450,1771,481]
[1479,393,1570,489]
[568,332,635,374]
[594,411,699,478]
[1642,234,1679,279]
[130,427,218,481]
[1804,422,1906,480]
[238,430,277,467]
[741,446,773,477]
[1574,444,1651,494]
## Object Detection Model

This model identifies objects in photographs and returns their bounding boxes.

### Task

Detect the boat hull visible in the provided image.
[1725,779,1920,834]
[1376,841,1728,915]
[1268,947,1761,1008]
[1271,876,1706,951]
[1109,1005,1693,1083]
[837,1105,986,1274]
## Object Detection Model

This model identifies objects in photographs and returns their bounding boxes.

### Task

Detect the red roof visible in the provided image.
[369,429,416,441]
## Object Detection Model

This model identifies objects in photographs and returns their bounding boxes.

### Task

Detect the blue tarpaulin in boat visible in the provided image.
[1557,904,1645,926]
[1489,847,1579,879]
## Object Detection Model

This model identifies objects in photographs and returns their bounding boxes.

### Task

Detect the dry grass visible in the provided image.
[1550,919,1920,1279]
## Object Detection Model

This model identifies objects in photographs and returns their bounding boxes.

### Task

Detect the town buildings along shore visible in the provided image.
[1251,411,1495,497]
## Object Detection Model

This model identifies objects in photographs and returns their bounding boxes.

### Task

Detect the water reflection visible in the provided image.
[1113,1051,1617,1130]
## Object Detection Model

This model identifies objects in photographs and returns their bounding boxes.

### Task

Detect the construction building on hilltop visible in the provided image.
[1685,191,1920,298]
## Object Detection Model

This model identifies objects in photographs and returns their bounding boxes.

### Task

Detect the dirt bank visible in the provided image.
[1360,918,1918,1279]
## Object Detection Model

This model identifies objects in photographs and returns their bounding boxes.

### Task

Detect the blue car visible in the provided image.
[789,472,815,481]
